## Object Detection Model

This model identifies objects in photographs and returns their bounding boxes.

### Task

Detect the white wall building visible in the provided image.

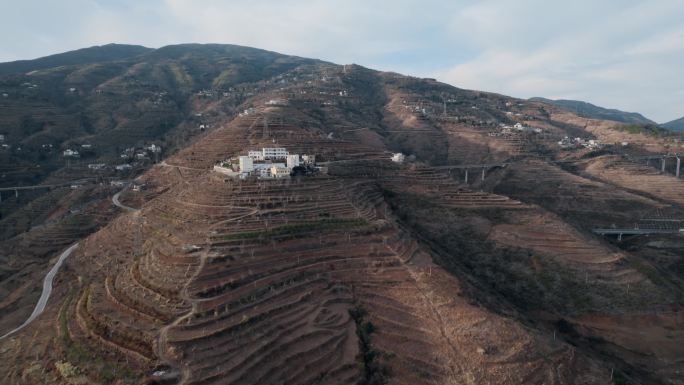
[239,156,254,172]
[391,153,405,163]
[214,164,239,176]
[286,154,300,169]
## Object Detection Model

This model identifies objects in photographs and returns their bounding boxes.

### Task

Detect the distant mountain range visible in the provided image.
[529,97,656,125]
[662,117,684,131]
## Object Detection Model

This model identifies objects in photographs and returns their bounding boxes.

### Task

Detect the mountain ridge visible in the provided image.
[0,43,153,75]
[530,96,655,125]
[662,116,684,131]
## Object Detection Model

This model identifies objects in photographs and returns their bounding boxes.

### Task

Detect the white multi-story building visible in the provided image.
[286,154,300,169]
[247,147,290,160]
[248,150,264,160]
[239,156,254,172]
[262,147,288,159]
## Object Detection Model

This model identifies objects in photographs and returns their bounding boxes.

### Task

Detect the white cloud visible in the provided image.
[436,0,684,122]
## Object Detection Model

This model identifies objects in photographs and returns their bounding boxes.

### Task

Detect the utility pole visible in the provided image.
[262,117,269,139]
[677,156,681,178]
[134,213,143,257]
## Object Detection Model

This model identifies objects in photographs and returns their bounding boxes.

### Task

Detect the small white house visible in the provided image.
[88,163,106,170]
[63,149,79,157]
[391,153,406,163]
[146,144,162,153]
[270,166,290,178]
[115,164,132,171]
[265,99,287,106]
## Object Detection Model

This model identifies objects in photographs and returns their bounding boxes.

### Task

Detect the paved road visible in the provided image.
[0,178,96,192]
[112,187,139,212]
[0,243,79,340]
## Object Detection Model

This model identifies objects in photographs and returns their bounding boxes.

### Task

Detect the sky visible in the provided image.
[0,0,682,122]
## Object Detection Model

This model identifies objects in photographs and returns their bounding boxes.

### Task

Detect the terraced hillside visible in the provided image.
[1,44,684,385]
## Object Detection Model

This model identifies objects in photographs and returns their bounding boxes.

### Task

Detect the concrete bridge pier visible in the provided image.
[464,169,469,184]
[677,157,681,178]
[481,168,486,182]
[662,157,667,173]
[15,189,18,198]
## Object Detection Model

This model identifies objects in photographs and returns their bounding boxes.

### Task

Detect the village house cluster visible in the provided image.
[214,147,316,179]
[488,122,543,137]
[557,136,604,150]
[119,144,162,160]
